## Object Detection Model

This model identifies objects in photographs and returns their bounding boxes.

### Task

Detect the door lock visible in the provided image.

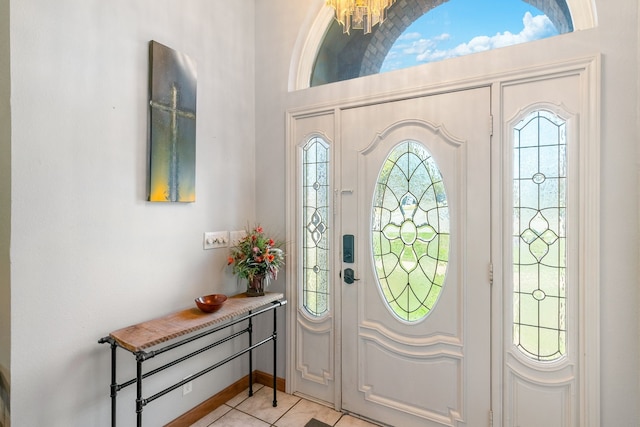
[343,234,354,263]
[343,268,359,284]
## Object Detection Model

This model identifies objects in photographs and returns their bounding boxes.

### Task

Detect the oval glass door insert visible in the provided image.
[371,140,450,322]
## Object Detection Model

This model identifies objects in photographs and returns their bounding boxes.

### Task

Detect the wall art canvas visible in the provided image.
[148,40,197,202]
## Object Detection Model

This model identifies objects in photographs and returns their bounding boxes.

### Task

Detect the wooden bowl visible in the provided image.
[195,294,228,313]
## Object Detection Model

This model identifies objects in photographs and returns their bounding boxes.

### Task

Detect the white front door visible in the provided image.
[339,88,492,426]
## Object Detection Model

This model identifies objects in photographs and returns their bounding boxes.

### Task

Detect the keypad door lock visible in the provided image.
[343,234,354,263]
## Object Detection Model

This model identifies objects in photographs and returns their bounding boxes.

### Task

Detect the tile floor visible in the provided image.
[189,383,381,427]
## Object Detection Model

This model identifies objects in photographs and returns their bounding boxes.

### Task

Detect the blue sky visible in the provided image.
[380,0,559,72]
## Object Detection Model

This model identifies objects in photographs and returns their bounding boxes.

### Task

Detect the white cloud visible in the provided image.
[407,12,556,64]
[399,33,450,56]
[398,31,423,41]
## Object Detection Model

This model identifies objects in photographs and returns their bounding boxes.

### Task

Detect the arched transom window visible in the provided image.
[312,0,572,86]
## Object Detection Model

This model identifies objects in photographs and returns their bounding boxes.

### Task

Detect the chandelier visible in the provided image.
[326,0,396,34]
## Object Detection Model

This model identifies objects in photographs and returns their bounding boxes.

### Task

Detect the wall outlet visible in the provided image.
[182,378,193,396]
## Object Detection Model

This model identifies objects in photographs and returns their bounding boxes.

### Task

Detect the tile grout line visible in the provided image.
[201,385,380,427]
[219,386,303,427]
[269,396,304,426]
[263,386,301,426]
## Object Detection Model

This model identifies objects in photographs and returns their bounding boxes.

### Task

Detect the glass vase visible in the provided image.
[247,274,266,297]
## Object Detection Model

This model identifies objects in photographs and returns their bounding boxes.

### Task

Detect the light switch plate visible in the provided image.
[203,231,229,250]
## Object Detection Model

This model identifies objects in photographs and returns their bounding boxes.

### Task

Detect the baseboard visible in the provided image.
[165,370,285,427]
[253,369,286,393]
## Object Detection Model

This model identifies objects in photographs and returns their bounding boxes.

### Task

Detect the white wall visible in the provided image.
[0,0,11,416]
[8,0,256,426]
[637,0,640,405]
[255,0,639,425]
[595,1,640,423]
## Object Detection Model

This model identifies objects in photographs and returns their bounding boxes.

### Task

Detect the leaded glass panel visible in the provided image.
[303,137,330,317]
[371,141,449,322]
[513,110,567,361]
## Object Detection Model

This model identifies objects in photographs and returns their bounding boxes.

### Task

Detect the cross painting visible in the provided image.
[148,40,197,202]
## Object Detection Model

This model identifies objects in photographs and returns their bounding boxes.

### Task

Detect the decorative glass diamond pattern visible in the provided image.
[307,210,327,245]
[513,110,567,361]
[303,137,330,317]
[371,141,449,322]
[520,212,559,262]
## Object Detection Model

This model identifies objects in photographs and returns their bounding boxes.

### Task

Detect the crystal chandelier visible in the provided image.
[326,0,396,34]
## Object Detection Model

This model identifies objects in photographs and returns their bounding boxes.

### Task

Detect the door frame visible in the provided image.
[285,55,601,426]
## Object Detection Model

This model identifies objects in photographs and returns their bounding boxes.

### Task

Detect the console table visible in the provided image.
[98,292,286,427]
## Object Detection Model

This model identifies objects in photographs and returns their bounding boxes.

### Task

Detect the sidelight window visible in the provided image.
[513,110,567,361]
[302,137,330,317]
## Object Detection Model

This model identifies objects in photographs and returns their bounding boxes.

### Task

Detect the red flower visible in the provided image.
[227,224,285,281]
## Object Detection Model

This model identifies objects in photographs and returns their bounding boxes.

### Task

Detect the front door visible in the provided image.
[339,88,492,426]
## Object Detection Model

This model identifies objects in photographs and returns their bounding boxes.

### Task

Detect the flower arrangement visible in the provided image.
[227,226,285,294]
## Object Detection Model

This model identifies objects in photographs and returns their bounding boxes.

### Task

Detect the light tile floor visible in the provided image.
[190,384,381,427]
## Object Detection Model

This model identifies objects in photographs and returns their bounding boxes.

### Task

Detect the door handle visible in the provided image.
[343,268,360,284]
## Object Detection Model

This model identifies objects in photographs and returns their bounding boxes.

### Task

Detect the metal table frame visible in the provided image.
[98,297,286,427]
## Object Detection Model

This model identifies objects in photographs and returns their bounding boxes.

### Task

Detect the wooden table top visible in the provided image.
[109,292,285,352]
